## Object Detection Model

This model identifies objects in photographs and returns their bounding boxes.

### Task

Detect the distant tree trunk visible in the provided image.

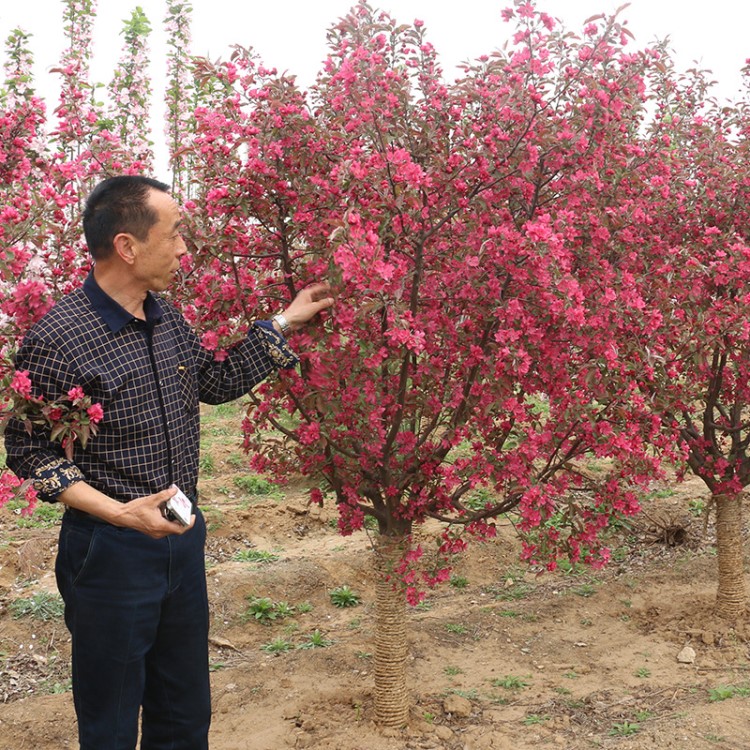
[715,494,747,619]
[373,534,409,727]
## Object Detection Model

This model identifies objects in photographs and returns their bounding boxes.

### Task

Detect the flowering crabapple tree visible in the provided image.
[106,6,155,169]
[0,0,151,510]
[560,50,750,620]
[164,0,196,197]
[176,1,667,725]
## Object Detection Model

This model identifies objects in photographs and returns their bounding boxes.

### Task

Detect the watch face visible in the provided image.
[274,314,289,333]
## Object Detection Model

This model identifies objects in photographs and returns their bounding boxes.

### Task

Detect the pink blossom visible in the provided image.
[87,403,104,423]
[67,386,85,403]
[10,370,33,398]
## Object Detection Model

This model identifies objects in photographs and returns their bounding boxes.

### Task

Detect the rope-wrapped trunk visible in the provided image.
[373,535,409,727]
[715,494,747,619]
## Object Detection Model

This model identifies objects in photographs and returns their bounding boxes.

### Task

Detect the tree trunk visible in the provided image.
[373,534,409,727]
[715,493,747,619]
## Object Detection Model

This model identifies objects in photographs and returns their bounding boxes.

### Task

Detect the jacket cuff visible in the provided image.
[31,458,85,502]
[254,320,299,370]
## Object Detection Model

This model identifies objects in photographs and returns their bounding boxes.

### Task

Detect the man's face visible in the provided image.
[132,189,187,292]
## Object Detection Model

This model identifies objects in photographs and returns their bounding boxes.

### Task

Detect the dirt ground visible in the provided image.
[2,444,750,749]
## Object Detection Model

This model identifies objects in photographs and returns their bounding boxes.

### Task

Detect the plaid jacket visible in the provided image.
[4,273,297,503]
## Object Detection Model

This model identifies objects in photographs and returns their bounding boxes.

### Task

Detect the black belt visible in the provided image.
[65,507,107,523]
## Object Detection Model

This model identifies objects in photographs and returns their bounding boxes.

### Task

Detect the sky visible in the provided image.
[1,0,749,175]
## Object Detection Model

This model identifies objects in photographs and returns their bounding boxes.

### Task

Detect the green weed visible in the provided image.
[444,623,467,634]
[7,500,64,529]
[709,684,750,702]
[572,583,597,598]
[242,596,295,624]
[609,721,640,737]
[233,475,279,497]
[10,592,64,621]
[329,586,361,608]
[232,549,279,564]
[260,638,294,654]
[522,714,549,726]
[492,675,530,690]
[198,454,215,476]
[297,630,333,649]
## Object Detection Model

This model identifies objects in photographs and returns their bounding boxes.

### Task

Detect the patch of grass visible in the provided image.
[260,638,294,654]
[522,714,549,726]
[198,454,215,476]
[708,684,750,702]
[463,487,496,511]
[688,499,706,517]
[233,474,280,497]
[232,549,279,564]
[444,623,467,634]
[41,678,72,694]
[226,452,246,469]
[362,515,379,531]
[202,506,225,532]
[241,596,295,624]
[647,487,676,500]
[572,583,597,598]
[609,721,640,737]
[7,500,64,529]
[555,558,588,576]
[329,586,361,608]
[611,546,629,562]
[203,424,232,438]
[492,675,530,690]
[449,575,469,589]
[635,667,651,679]
[10,592,65,621]
[444,665,463,676]
[564,698,586,710]
[493,582,535,602]
[296,601,313,614]
[273,601,296,619]
[297,630,334,649]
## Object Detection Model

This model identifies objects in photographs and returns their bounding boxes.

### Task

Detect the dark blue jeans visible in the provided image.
[55,509,211,750]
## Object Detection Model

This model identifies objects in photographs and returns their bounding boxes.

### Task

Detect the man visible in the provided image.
[4,175,333,749]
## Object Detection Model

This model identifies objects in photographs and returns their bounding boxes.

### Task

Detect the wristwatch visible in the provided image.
[272,313,291,336]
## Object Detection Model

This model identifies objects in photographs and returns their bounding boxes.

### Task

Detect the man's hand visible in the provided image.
[274,283,334,334]
[112,487,196,539]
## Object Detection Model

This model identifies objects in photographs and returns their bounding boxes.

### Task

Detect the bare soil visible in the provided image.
[2,429,750,749]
